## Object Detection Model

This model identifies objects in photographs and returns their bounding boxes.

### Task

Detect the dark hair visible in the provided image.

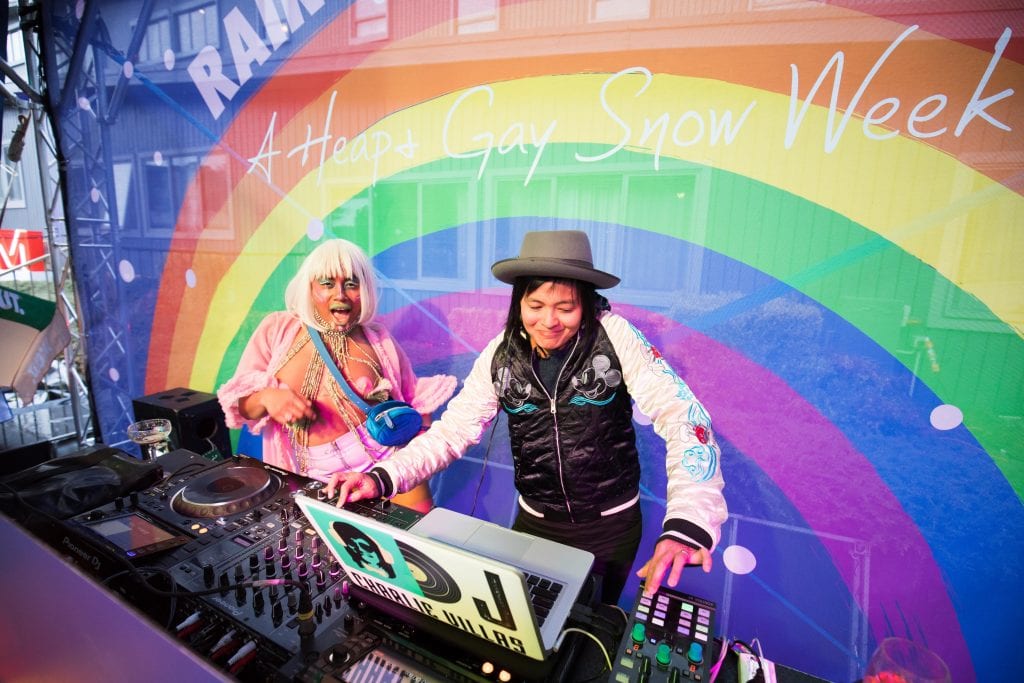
[332,521,396,578]
[502,277,605,354]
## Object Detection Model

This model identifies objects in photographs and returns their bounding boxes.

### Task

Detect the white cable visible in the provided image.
[553,626,612,672]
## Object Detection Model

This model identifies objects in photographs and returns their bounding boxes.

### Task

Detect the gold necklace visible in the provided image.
[284,315,388,474]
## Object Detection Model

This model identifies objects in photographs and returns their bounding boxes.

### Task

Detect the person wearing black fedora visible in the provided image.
[328,229,727,604]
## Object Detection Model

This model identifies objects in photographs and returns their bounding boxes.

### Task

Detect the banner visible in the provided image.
[40,2,1024,680]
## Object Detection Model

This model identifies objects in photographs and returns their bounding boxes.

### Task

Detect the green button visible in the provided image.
[656,642,672,666]
[631,622,646,644]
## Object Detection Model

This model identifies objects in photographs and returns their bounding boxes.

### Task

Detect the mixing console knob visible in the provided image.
[272,601,284,627]
[281,554,292,571]
[631,622,646,645]
[311,536,321,552]
[297,561,309,579]
[316,569,326,589]
[293,529,304,545]
[278,537,288,555]
[323,596,332,616]
[249,555,260,574]
[687,642,704,665]
[114,497,124,511]
[202,564,215,587]
[219,572,230,596]
[129,492,139,507]
[668,666,681,683]
[311,553,322,569]
[234,565,244,582]
[656,643,672,668]
[264,545,275,562]
[287,592,298,615]
[280,506,289,523]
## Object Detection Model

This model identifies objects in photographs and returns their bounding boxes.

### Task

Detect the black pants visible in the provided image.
[512,503,642,605]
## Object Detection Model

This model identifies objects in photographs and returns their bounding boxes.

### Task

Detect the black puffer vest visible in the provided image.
[491,326,640,521]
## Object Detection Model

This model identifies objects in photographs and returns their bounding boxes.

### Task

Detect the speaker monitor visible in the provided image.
[131,387,231,459]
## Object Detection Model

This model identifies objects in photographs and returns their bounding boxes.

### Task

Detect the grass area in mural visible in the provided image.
[211,147,1023,496]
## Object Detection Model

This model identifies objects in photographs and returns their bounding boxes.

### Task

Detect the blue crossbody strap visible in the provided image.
[306,325,371,412]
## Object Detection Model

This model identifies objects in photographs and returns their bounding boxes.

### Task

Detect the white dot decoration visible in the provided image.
[164,49,176,70]
[89,188,101,203]
[185,269,197,288]
[108,367,120,382]
[722,545,757,575]
[153,151,164,165]
[307,218,325,241]
[122,61,134,78]
[118,259,136,283]
[77,96,92,112]
[930,404,963,431]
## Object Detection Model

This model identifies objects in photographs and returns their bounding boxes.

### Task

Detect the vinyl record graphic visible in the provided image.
[397,540,461,603]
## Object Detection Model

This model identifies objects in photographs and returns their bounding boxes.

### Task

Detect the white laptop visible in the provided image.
[294,495,594,663]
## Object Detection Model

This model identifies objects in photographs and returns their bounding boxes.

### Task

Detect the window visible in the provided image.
[0,144,25,209]
[177,4,219,54]
[592,0,650,22]
[138,16,171,63]
[353,0,389,42]
[457,0,498,35]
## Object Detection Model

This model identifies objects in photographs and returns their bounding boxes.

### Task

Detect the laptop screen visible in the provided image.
[296,496,548,661]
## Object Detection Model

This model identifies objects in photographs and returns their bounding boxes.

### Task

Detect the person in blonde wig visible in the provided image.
[218,239,456,512]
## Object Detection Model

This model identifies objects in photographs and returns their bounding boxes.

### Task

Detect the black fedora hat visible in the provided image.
[491,230,620,289]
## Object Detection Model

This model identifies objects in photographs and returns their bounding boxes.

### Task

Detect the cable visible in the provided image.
[708,637,730,682]
[469,412,502,516]
[553,626,612,672]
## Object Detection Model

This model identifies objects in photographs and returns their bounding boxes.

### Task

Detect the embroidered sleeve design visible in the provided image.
[495,366,538,414]
[569,354,621,406]
[628,322,696,401]
[680,403,718,481]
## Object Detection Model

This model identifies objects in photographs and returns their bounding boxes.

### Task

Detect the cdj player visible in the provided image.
[29,448,613,682]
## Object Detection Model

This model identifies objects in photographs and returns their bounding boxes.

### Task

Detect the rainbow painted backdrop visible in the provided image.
[44,1,1022,680]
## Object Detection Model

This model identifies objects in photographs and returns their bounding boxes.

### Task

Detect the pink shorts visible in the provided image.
[303,429,390,482]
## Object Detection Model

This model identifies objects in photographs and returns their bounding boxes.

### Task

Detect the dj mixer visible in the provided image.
[12,447,720,682]
[607,584,718,682]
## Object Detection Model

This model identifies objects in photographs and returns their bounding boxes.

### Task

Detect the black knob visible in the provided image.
[202,564,215,587]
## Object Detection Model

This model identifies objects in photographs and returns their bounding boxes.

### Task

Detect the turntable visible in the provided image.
[169,459,282,518]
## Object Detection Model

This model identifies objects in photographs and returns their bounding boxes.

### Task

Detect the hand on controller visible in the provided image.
[635,538,712,596]
[325,471,381,507]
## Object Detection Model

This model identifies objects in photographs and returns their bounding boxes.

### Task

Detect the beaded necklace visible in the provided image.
[278,312,388,474]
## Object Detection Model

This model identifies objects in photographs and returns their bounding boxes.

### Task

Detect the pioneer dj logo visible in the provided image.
[61,535,102,570]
